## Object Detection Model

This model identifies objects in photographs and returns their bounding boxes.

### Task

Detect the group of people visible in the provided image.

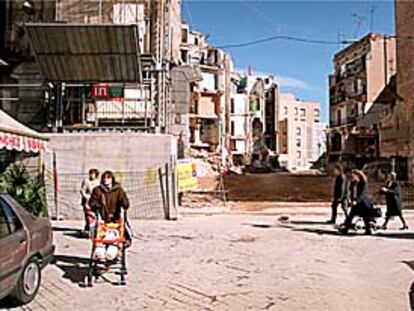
[80,168,130,237]
[327,164,408,235]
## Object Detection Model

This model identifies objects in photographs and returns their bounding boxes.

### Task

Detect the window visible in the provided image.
[296,151,301,159]
[296,139,301,147]
[300,108,306,117]
[296,127,301,136]
[336,109,342,125]
[194,37,199,45]
[314,108,320,122]
[181,50,188,64]
[181,28,188,43]
[284,107,288,116]
[0,203,9,238]
[294,107,298,116]
[231,98,235,114]
[0,199,23,238]
[231,121,235,136]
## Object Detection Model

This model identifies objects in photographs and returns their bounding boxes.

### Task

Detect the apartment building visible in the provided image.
[278,93,324,170]
[328,33,396,165]
[377,1,414,180]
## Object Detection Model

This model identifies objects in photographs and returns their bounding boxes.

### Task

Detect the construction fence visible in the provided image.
[44,163,178,220]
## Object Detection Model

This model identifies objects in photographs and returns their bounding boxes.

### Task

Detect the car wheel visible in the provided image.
[10,257,41,305]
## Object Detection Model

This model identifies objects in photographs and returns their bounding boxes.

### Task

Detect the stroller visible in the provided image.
[86,209,128,287]
[353,204,382,233]
[339,202,382,234]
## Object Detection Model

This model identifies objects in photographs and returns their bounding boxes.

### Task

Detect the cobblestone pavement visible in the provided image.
[3,210,414,310]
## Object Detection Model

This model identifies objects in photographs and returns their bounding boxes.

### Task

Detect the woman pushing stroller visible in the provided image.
[86,170,131,286]
[339,169,375,235]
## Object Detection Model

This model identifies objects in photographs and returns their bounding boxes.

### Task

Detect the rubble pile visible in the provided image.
[189,148,220,191]
[181,192,226,209]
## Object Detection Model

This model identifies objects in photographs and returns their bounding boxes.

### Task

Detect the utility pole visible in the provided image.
[383,35,388,86]
[370,4,377,33]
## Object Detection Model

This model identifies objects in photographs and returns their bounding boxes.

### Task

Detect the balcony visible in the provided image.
[330,87,367,106]
[330,116,357,128]
[333,55,366,84]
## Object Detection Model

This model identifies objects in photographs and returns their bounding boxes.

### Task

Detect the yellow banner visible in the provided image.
[177,160,198,192]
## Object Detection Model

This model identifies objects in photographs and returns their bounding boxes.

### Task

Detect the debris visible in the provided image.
[278,216,290,223]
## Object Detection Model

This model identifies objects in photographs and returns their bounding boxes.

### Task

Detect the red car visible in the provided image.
[0,193,54,305]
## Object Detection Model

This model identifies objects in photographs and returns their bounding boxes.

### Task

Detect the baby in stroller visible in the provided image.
[93,216,125,262]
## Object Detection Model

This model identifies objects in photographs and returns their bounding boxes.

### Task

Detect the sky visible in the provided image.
[182,0,395,122]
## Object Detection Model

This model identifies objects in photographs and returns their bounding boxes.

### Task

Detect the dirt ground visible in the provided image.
[3,209,414,311]
[224,173,332,202]
[223,173,387,207]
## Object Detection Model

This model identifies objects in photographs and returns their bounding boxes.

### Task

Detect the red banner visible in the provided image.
[0,131,47,153]
[92,84,109,99]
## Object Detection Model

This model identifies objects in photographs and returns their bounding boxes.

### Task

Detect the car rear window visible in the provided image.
[0,198,23,235]
[0,204,9,238]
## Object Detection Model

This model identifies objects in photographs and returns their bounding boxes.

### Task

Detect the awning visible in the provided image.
[25,23,142,83]
[0,110,47,153]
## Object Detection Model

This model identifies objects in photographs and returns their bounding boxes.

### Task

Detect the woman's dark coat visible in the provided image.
[88,183,129,222]
[349,179,372,215]
[381,181,402,217]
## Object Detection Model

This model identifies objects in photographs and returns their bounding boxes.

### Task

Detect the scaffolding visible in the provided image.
[1,0,179,134]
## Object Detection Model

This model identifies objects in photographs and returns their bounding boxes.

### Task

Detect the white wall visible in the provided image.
[200,72,217,91]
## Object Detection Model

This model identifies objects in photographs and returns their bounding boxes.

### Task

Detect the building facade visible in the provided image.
[328,33,396,165]
[278,93,324,170]
[378,1,414,180]
[228,73,278,165]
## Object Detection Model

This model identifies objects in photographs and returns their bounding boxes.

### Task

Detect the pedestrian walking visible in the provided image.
[80,168,100,237]
[340,169,373,235]
[380,172,408,230]
[327,164,348,224]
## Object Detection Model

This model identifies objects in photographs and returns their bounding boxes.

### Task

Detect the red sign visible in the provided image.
[92,84,109,99]
[0,131,47,153]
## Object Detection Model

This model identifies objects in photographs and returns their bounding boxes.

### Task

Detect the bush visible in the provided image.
[0,163,48,217]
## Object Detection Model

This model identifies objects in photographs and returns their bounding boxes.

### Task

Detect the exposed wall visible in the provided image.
[390,0,414,180]
[170,65,192,155]
[45,133,177,220]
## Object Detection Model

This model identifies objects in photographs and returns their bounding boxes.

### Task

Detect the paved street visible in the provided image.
[3,209,414,311]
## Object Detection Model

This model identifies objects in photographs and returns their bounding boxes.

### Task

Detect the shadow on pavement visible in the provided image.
[242,222,276,229]
[375,232,414,240]
[402,261,414,311]
[289,220,330,225]
[63,231,89,240]
[0,297,21,309]
[54,255,90,284]
[52,226,80,232]
[292,227,358,237]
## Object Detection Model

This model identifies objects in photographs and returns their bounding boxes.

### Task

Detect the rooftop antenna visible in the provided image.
[337,29,345,49]
[352,13,367,39]
[369,4,378,33]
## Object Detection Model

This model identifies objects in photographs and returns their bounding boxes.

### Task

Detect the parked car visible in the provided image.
[0,193,54,305]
